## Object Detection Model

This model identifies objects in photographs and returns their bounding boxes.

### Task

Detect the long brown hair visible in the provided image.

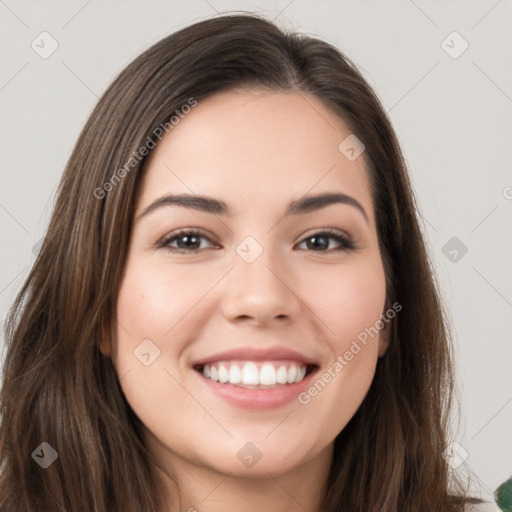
[0,12,484,511]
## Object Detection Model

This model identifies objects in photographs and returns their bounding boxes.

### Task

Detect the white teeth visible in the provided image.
[276,365,288,384]
[287,365,297,383]
[228,364,242,384]
[218,364,229,383]
[260,364,277,385]
[242,362,260,385]
[200,361,310,387]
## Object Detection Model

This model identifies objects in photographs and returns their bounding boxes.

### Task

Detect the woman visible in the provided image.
[0,12,500,512]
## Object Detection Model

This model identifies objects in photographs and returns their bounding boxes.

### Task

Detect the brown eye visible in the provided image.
[296,228,357,252]
[159,230,217,253]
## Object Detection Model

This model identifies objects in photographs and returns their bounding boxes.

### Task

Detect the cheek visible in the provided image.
[303,256,387,352]
[295,259,386,436]
[113,256,227,396]
[116,258,203,342]
[112,259,182,385]
[112,259,198,432]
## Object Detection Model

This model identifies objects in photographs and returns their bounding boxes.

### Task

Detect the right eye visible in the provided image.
[158,229,218,253]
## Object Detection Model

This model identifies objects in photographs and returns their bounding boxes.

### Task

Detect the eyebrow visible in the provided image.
[137,192,369,223]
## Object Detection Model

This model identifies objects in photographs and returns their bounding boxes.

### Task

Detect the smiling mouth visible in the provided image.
[193,361,319,389]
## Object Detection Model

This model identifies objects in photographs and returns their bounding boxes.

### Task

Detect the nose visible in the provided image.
[220,244,301,327]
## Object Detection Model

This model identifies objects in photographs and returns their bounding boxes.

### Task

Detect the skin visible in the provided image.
[100,88,389,512]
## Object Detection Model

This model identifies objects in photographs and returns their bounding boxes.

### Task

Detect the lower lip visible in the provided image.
[195,368,318,410]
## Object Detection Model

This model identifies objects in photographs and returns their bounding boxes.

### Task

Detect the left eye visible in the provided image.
[158,228,357,253]
[296,229,356,252]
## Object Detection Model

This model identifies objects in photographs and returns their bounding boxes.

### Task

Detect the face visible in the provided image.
[101,88,389,482]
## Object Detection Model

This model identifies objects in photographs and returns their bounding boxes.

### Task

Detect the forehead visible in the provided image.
[137,89,373,219]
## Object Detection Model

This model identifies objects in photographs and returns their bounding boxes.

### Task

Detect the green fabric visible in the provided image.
[495,476,512,512]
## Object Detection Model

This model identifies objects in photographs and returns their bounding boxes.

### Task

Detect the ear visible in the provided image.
[377,317,392,357]
[98,323,112,358]
[99,337,111,357]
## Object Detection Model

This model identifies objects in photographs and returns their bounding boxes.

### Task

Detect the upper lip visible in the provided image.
[191,346,319,367]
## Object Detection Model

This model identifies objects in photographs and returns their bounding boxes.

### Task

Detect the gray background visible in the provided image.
[1,0,511,497]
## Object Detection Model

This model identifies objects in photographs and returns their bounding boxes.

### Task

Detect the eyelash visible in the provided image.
[157,227,358,254]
